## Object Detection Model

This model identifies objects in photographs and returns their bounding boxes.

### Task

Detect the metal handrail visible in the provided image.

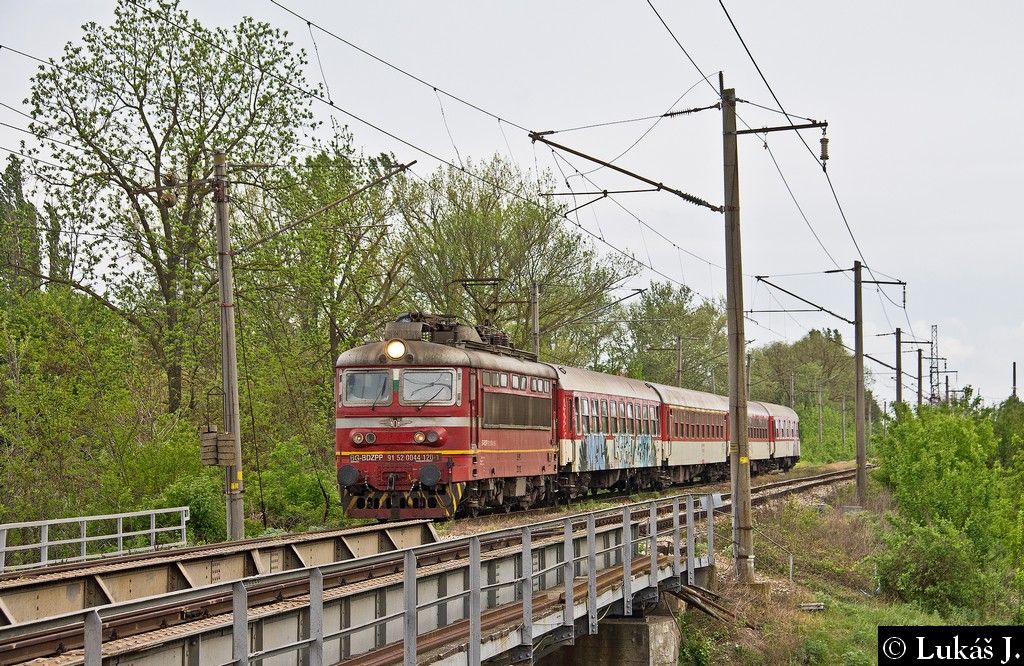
[0,506,190,573]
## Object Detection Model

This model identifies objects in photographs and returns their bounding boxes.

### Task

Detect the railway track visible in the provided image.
[0,466,856,664]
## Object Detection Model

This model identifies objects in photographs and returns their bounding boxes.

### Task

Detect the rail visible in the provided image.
[0,507,190,573]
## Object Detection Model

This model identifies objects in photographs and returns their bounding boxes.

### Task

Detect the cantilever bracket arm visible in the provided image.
[528,131,723,213]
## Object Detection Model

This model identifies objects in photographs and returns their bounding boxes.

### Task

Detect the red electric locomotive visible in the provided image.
[336,314,800,520]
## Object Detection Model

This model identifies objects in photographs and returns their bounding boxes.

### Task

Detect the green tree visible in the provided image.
[606,281,726,391]
[0,156,43,297]
[994,395,1024,465]
[396,156,635,365]
[231,135,408,525]
[24,0,314,413]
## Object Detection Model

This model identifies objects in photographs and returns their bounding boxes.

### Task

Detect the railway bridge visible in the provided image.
[0,469,854,665]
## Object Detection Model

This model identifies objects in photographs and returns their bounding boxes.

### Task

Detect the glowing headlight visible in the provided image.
[351,432,364,444]
[413,431,427,444]
[384,339,407,360]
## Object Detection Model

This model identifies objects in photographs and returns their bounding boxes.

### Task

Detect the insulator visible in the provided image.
[819,136,830,162]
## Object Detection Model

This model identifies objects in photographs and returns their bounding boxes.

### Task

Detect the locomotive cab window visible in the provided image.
[400,369,456,405]
[342,370,391,406]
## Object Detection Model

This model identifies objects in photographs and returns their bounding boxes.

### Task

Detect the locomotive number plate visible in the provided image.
[350,453,440,463]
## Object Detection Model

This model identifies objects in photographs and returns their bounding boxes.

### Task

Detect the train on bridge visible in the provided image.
[336,314,800,520]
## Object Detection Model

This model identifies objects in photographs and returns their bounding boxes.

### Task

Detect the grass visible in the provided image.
[674,476,950,665]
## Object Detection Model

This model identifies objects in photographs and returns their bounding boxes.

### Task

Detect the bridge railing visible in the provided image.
[0,492,720,666]
[0,506,190,573]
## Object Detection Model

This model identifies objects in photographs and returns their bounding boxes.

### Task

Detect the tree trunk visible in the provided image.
[167,361,182,414]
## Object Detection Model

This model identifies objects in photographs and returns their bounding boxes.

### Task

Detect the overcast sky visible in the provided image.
[1,1,1021,405]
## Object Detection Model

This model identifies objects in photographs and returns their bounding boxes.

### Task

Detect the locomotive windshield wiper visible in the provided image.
[369,381,388,411]
[414,384,448,411]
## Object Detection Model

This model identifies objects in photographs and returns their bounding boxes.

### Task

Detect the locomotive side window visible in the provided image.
[343,370,391,405]
[401,369,455,405]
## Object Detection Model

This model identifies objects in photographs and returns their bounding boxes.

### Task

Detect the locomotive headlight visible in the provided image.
[413,431,427,444]
[426,430,439,443]
[384,339,407,360]
[351,432,364,444]
[364,432,377,444]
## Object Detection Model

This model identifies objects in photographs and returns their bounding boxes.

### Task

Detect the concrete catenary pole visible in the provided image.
[817,381,823,448]
[720,76,754,583]
[675,335,683,387]
[214,150,245,540]
[842,395,847,451]
[530,280,540,357]
[895,327,903,404]
[790,373,795,408]
[854,261,866,506]
[1013,361,1017,398]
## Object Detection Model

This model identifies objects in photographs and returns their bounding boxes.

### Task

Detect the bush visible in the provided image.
[874,519,989,619]
[154,473,226,543]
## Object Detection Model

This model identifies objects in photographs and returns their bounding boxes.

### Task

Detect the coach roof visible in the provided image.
[548,365,661,401]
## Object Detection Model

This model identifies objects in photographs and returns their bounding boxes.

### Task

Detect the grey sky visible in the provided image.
[1,1,1020,404]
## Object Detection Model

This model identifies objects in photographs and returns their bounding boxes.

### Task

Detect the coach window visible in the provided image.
[638,405,646,435]
[580,398,590,434]
[598,400,607,433]
[574,397,582,434]
[610,401,618,434]
[652,406,659,436]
